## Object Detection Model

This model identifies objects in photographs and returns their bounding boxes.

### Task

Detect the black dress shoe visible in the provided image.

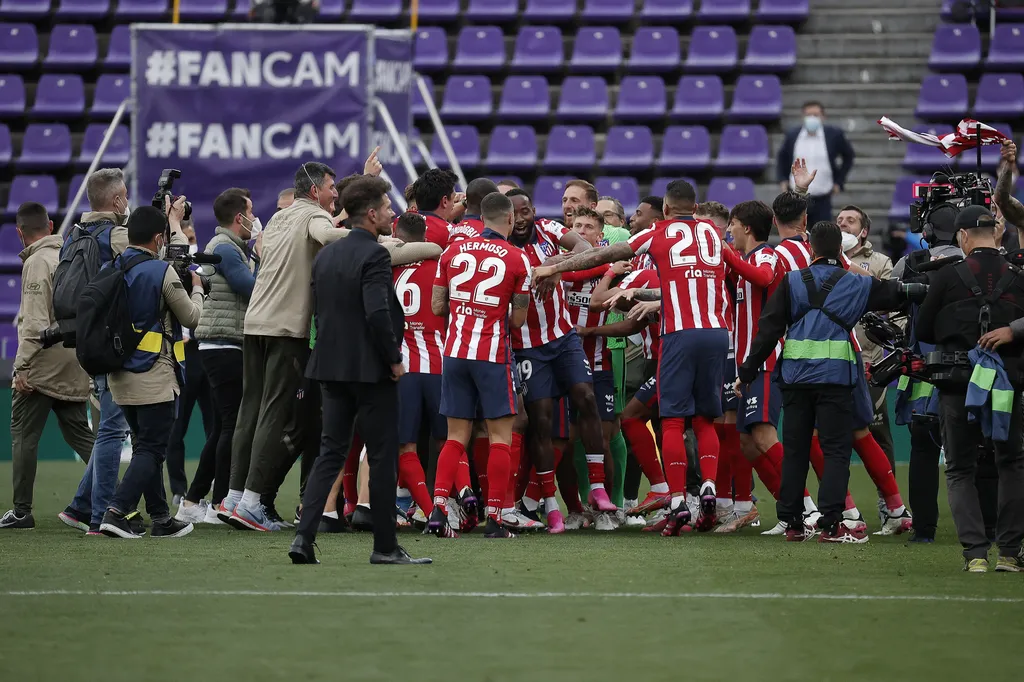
[319,514,350,534]
[288,535,320,565]
[351,504,374,532]
[370,545,432,565]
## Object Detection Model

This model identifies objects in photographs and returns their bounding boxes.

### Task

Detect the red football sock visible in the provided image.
[432,440,465,501]
[714,424,734,497]
[845,491,858,511]
[622,417,665,485]
[661,417,688,495]
[537,469,556,499]
[692,415,719,484]
[342,441,360,506]
[753,442,783,499]
[398,451,432,514]
[507,432,523,507]
[809,435,825,480]
[526,466,542,501]
[455,451,472,494]
[853,433,903,509]
[585,452,605,486]
[486,443,511,517]
[733,454,753,503]
[472,437,489,502]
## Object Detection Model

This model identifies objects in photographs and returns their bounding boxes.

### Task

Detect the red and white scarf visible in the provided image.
[878,117,1009,158]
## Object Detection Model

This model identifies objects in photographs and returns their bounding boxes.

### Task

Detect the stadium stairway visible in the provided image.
[767,0,944,233]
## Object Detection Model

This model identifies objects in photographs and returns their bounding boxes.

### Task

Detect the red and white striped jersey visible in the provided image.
[448,215,484,244]
[393,260,445,374]
[630,251,655,272]
[620,269,661,360]
[434,233,531,363]
[422,211,454,248]
[563,274,611,371]
[511,219,575,350]
[626,217,730,334]
[732,243,785,372]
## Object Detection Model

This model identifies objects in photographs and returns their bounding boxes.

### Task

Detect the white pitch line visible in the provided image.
[2,590,1022,604]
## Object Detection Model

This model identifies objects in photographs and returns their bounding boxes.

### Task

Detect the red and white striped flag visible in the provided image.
[878,117,1008,158]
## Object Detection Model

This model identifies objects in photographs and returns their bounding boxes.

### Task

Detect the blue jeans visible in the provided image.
[70,375,130,526]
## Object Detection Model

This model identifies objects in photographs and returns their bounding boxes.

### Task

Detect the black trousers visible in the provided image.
[780,385,853,530]
[807,193,833,228]
[186,348,243,505]
[165,339,214,497]
[111,401,176,522]
[261,377,322,510]
[908,419,942,538]
[297,380,398,554]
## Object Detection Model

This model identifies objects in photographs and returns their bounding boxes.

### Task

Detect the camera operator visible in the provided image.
[98,205,206,539]
[916,205,1024,572]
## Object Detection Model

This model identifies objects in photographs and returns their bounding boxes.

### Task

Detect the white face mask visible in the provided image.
[841,232,859,252]
[114,195,131,225]
[240,214,262,239]
[804,115,822,134]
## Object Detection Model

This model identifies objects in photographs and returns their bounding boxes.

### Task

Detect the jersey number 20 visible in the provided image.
[666,222,721,268]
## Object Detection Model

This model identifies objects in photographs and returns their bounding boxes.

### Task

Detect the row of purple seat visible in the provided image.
[424,123,771,173]
[0,0,811,24]
[0,123,129,169]
[929,23,1024,70]
[414,25,796,74]
[1,23,129,70]
[418,74,782,122]
[917,72,1024,120]
[0,74,128,119]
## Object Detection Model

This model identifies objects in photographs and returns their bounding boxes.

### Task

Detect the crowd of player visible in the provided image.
[387,161,914,542]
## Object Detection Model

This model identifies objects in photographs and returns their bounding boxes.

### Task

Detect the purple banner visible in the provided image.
[370,30,413,203]
[131,25,371,240]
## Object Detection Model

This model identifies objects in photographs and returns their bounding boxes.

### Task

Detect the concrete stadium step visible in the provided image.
[846,158,907,185]
[811,0,945,9]
[804,9,942,35]
[793,58,930,85]
[782,83,920,112]
[798,34,936,60]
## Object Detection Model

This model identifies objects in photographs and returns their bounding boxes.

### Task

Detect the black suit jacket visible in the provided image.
[775,123,856,191]
[307,228,404,383]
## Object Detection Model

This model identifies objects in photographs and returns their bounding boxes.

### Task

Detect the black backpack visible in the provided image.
[52,221,114,345]
[75,253,153,376]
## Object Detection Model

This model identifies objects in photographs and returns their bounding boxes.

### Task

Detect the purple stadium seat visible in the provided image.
[615,76,667,121]
[974,73,1024,119]
[56,0,111,19]
[744,25,797,72]
[414,27,448,72]
[594,177,641,214]
[0,321,18,358]
[684,26,737,73]
[499,75,551,120]
[902,123,952,172]
[582,0,634,23]
[65,173,86,213]
[557,76,609,122]
[543,126,597,171]
[440,76,493,121]
[0,275,21,317]
[715,125,769,172]
[728,74,783,121]
[431,126,480,170]
[0,23,38,69]
[486,125,539,170]
[533,176,575,218]
[0,74,26,118]
[114,0,168,20]
[657,125,711,172]
[31,74,85,119]
[317,0,343,19]
[672,75,724,121]
[889,176,931,221]
[17,124,72,170]
[467,0,517,22]
[986,24,1024,70]
[511,26,564,73]
[0,124,10,166]
[0,226,22,269]
[77,123,130,168]
[105,25,130,71]
[45,24,97,70]
[5,176,59,218]
[652,177,699,201]
[629,27,681,72]
[601,126,655,171]
[412,75,434,119]
[523,0,575,23]
[349,0,402,21]
[957,122,1013,172]
[416,0,460,22]
[178,0,227,19]
[453,26,506,72]
[0,0,50,18]
[641,0,693,22]
[706,177,755,209]
[697,0,750,23]
[915,73,968,120]
[756,0,809,22]
[90,73,129,119]
[570,27,623,73]
[928,23,981,71]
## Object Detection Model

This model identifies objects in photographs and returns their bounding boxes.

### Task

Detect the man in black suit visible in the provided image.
[775,101,856,227]
[289,176,431,566]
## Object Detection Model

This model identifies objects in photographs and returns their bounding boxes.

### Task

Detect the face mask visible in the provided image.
[841,232,859,252]
[114,196,130,225]
[240,214,262,239]
[188,244,198,256]
[804,115,822,133]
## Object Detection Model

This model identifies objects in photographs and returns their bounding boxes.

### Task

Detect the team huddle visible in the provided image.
[392,168,913,542]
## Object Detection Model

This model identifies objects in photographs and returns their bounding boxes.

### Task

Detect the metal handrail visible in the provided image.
[413,136,437,170]
[371,96,420,189]
[59,97,131,236]
[379,167,408,213]
[415,74,466,190]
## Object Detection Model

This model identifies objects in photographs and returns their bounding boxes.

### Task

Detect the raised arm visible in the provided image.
[533,241,636,285]
[995,140,1024,230]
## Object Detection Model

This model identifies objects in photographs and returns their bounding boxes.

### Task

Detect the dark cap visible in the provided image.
[954,205,997,230]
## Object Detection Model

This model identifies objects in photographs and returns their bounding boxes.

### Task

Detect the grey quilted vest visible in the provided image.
[194,228,252,344]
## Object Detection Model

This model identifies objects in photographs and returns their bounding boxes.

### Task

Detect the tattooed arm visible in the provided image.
[995,140,1024,231]
[510,292,530,328]
[431,285,450,318]
[532,241,636,285]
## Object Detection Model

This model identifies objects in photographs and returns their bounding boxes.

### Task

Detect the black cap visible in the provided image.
[954,205,997,230]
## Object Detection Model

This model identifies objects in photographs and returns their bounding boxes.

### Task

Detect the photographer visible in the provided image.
[916,206,1024,572]
[97,205,206,539]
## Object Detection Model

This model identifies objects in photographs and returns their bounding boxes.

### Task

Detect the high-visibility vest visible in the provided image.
[120,247,185,374]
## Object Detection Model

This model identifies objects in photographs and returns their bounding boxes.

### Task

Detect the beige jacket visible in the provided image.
[13,234,91,402]
[244,197,442,339]
[846,240,894,367]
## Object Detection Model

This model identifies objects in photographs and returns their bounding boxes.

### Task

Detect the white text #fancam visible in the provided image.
[144,49,361,88]
[145,121,360,160]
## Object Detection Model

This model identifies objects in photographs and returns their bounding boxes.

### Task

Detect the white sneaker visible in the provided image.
[614,509,627,526]
[686,494,700,523]
[174,500,207,524]
[446,497,465,530]
[624,513,647,527]
[623,498,639,511]
[841,511,867,533]
[874,507,913,536]
[501,509,546,531]
[876,496,888,526]
[761,520,787,536]
[713,509,740,532]
[645,507,669,529]
[564,511,587,530]
[594,512,619,531]
[203,504,225,525]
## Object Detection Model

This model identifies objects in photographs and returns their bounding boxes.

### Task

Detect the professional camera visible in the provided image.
[860,312,927,388]
[152,168,192,222]
[909,171,993,241]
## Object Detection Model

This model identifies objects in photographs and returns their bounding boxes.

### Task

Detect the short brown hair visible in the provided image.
[341,177,392,220]
[840,204,871,235]
[565,179,598,204]
[212,188,250,227]
[15,202,50,236]
[728,200,774,242]
[695,200,729,226]
[571,206,603,227]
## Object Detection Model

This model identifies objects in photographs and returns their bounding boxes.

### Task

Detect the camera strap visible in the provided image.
[801,269,855,331]
[953,262,1021,335]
